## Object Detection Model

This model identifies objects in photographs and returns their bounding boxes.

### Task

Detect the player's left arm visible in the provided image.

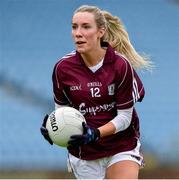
[99,58,144,138]
[98,107,133,137]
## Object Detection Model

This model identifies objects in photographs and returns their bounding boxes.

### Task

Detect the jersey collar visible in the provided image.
[76,42,116,66]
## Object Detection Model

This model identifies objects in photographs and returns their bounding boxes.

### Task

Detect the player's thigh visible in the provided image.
[106,160,139,179]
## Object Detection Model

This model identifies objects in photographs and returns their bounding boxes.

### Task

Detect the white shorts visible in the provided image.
[67,140,144,179]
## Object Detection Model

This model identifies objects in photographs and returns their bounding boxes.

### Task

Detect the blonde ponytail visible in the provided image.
[74,5,153,70]
[102,11,153,70]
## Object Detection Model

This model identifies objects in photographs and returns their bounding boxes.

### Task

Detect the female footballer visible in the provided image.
[40,5,152,179]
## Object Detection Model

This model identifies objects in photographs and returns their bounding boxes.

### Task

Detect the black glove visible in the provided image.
[40,114,53,145]
[68,122,100,148]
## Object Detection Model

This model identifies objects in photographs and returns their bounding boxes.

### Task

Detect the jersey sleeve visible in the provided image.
[52,62,70,105]
[115,58,145,109]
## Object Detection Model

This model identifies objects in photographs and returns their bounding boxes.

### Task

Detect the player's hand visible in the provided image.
[68,122,100,148]
[40,114,53,145]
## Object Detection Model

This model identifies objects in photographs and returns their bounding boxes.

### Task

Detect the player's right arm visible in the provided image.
[52,61,71,106]
[40,61,70,145]
[55,103,69,110]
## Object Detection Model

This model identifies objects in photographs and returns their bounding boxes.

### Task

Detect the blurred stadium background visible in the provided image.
[0,0,179,178]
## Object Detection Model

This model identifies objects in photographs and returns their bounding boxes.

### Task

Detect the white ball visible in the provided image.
[46,107,86,147]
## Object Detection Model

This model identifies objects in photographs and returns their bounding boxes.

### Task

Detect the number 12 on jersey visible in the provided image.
[90,87,101,97]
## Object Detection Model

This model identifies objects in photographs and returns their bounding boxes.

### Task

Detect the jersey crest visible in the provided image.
[108,83,115,95]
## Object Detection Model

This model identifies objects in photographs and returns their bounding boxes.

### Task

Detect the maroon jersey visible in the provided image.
[52,43,145,160]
